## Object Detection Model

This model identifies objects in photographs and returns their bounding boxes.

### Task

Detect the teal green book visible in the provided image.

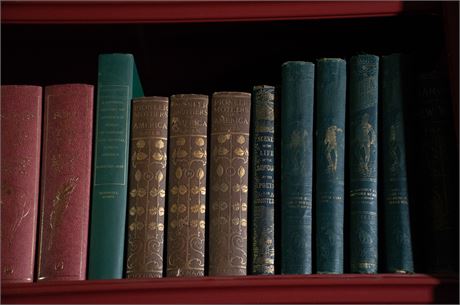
[315,58,346,274]
[349,54,379,274]
[281,61,314,274]
[88,53,144,279]
[381,54,414,273]
[250,85,276,275]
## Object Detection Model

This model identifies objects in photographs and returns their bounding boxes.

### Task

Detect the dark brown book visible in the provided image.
[209,91,251,276]
[167,94,209,277]
[125,96,169,278]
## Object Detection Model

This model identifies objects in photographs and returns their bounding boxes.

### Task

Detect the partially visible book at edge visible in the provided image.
[315,58,346,274]
[1,85,42,283]
[88,53,144,280]
[381,54,414,273]
[125,96,168,278]
[281,61,315,274]
[167,94,208,277]
[209,91,251,276]
[37,84,94,281]
[349,54,379,274]
[250,85,276,275]
[410,63,459,273]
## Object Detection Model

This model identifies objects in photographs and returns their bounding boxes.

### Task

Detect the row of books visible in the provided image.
[1,53,457,282]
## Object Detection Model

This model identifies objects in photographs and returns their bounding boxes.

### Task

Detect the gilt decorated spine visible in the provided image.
[209,91,251,276]
[349,54,379,274]
[250,85,276,275]
[315,58,346,274]
[37,84,94,281]
[381,54,414,273]
[1,85,42,283]
[167,94,208,277]
[88,53,144,279]
[281,61,315,274]
[126,97,169,278]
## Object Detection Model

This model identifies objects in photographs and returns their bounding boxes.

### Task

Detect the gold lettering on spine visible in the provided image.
[126,97,168,278]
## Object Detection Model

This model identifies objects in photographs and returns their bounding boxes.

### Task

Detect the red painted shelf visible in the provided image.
[2,274,458,304]
[1,1,441,24]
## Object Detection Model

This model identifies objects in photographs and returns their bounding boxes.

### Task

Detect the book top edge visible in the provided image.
[282,61,314,67]
[45,84,94,89]
[1,85,42,89]
[317,58,346,63]
[253,85,275,90]
[133,96,169,102]
[170,94,208,99]
[212,91,251,97]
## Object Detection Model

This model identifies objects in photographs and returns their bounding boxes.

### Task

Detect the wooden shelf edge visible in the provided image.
[2,274,458,304]
[1,1,441,24]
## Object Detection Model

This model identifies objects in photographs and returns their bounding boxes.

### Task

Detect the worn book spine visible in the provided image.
[315,58,346,274]
[209,91,251,276]
[37,84,94,281]
[125,96,169,278]
[88,53,144,280]
[349,54,379,274]
[250,85,276,275]
[167,94,208,277]
[281,61,315,274]
[381,54,414,273]
[1,85,42,283]
[411,66,458,273]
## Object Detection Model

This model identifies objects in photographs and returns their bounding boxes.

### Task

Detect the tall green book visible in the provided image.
[281,61,315,274]
[349,54,379,274]
[88,53,144,279]
[381,53,414,273]
[315,58,346,274]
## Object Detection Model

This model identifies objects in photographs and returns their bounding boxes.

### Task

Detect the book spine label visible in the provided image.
[89,54,138,279]
[250,86,276,275]
[412,67,458,273]
[315,59,346,274]
[209,91,251,276]
[349,54,379,274]
[167,94,208,277]
[382,54,414,273]
[281,61,315,274]
[1,85,42,283]
[37,84,94,281]
[126,97,169,278]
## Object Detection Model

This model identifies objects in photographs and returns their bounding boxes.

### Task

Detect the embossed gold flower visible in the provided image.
[220,183,229,192]
[136,222,144,230]
[195,137,205,146]
[219,217,228,225]
[136,206,145,216]
[191,204,200,213]
[156,170,164,182]
[135,170,142,182]
[158,207,165,216]
[137,188,147,197]
[241,185,248,193]
[220,201,228,210]
[193,150,205,159]
[232,218,240,225]
[152,152,163,161]
[199,220,205,229]
[136,140,146,148]
[241,219,247,227]
[234,147,245,156]
[155,140,165,149]
[241,203,248,212]
[217,147,229,156]
[175,167,183,179]
[177,149,188,158]
[149,207,158,215]
[130,189,137,198]
[232,203,240,211]
[216,165,224,177]
[218,134,230,144]
[238,166,246,177]
[158,224,164,231]
[150,187,166,198]
[178,204,187,213]
[170,220,177,228]
[179,185,188,195]
[137,152,148,160]
[170,204,178,213]
[129,223,136,231]
[171,186,179,195]
[148,222,157,230]
[176,138,186,146]
[197,168,205,180]
[236,135,245,144]
[200,204,206,213]
[129,206,137,216]
[191,220,198,227]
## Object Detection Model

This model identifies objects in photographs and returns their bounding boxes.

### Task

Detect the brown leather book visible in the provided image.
[37,84,94,281]
[209,91,251,276]
[125,96,169,278]
[167,94,208,277]
[1,85,42,283]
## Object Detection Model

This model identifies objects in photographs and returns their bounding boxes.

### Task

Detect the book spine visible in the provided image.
[412,67,458,273]
[89,54,142,279]
[1,85,42,283]
[349,54,379,274]
[167,94,208,277]
[126,97,169,278]
[37,84,94,281]
[250,85,276,275]
[281,61,315,274]
[381,54,414,273]
[209,91,251,276]
[315,58,346,274]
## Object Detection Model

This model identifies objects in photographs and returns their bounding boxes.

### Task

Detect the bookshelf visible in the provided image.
[1,1,458,304]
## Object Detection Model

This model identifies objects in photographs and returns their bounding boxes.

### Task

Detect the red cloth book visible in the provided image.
[1,85,43,283]
[37,84,94,281]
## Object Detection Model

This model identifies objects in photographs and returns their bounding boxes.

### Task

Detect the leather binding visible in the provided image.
[349,54,379,274]
[167,94,208,277]
[281,61,315,274]
[126,96,169,278]
[209,91,251,276]
[1,85,42,283]
[250,85,276,275]
[37,84,94,281]
[315,58,347,274]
